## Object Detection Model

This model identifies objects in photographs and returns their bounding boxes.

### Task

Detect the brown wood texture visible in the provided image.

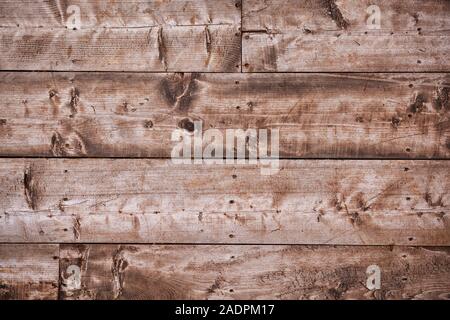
[1,0,450,301]
[0,72,449,158]
[59,244,450,300]
[0,159,448,245]
[242,0,450,72]
[0,0,241,71]
[0,0,241,27]
[0,244,59,300]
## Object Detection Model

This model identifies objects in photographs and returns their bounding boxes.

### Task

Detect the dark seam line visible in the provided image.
[1,70,450,74]
[1,242,448,248]
[240,0,243,73]
[0,156,449,161]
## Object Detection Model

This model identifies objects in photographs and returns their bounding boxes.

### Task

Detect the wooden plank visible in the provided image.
[0,72,449,158]
[0,26,241,72]
[0,244,59,300]
[0,0,241,27]
[59,244,450,299]
[0,159,448,245]
[0,0,241,71]
[242,0,450,72]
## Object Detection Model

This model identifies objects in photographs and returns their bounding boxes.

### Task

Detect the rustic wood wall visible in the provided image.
[0,0,449,300]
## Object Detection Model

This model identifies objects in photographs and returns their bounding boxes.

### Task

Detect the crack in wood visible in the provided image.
[434,86,450,112]
[73,215,81,240]
[409,92,427,113]
[204,26,212,67]
[160,73,199,112]
[157,27,168,71]
[111,246,128,300]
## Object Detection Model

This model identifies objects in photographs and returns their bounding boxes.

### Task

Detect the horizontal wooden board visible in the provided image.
[0,0,241,71]
[0,72,449,158]
[242,0,450,71]
[0,26,241,72]
[0,159,448,245]
[0,0,241,27]
[0,244,59,300]
[59,244,450,299]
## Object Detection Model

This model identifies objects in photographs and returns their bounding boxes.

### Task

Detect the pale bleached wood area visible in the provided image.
[0,0,449,300]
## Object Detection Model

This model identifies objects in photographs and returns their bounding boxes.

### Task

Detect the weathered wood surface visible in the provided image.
[1,72,449,158]
[0,0,450,302]
[0,159,448,245]
[0,0,241,27]
[242,0,450,72]
[0,0,241,71]
[59,244,450,300]
[0,244,59,300]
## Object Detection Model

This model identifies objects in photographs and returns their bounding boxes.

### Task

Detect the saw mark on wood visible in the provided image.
[73,215,81,240]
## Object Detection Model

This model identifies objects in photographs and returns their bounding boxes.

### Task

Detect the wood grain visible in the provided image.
[0,0,241,27]
[0,159,448,245]
[0,0,241,71]
[0,72,449,158]
[0,244,59,300]
[59,244,450,300]
[242,0,450,72]
[1,0,450,302]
